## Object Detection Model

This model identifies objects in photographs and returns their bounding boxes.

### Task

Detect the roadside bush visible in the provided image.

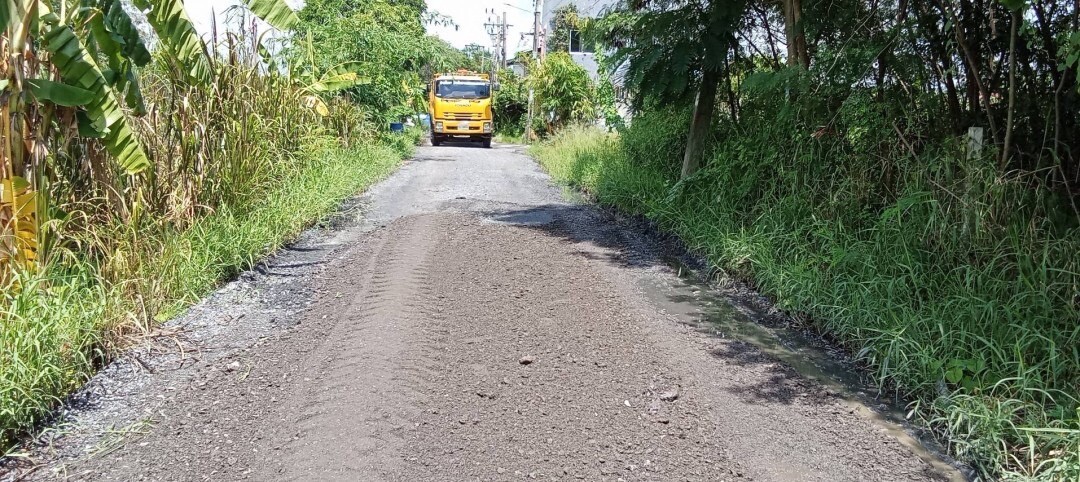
[380,126,424,158]
[493,68,529,136]
[531,52,596,132]
[618,107,689,175]
[0,49,405,446]
[0,140,399,449]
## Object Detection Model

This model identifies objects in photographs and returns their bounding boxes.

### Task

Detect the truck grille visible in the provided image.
[444,112,482,120]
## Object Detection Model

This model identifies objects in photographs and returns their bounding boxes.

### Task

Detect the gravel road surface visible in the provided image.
[4,143,962,481]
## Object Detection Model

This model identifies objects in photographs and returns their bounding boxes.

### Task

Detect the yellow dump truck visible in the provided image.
[428,70,494,148]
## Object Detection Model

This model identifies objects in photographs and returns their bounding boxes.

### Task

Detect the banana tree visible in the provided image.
[1,0,298,277]
[299,61,373,116]
[2,0,154,279]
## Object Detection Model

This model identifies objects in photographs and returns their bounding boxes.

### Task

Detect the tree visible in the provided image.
[780,0,809,68]
[532,52,596,131]
[595,0,748,178]
[548,4,581,53]
[291,0,463,120]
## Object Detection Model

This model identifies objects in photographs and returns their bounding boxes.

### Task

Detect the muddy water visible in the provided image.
[641,260,971,481]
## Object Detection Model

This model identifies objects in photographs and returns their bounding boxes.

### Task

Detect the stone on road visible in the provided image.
[42,144,957,481]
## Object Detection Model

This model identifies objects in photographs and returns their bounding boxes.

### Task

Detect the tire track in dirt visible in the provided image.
[43,215,448,481]
[259,214,443,481]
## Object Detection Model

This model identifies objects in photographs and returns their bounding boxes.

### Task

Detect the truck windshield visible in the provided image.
[435,80,490,99]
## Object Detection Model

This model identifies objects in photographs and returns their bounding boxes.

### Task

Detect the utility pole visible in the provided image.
[485,10,511,83]
[526,86,535,142]
[501,11,508,68]
[526,0,543,142]
[533,0,542,59]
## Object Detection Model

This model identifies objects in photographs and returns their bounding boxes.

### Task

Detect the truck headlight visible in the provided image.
[435,121,444,132]
[483,122,492,133]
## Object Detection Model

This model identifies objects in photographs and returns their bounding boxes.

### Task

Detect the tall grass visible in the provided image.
[532,121,1080,481]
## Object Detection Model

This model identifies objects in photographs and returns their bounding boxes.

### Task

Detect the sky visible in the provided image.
[183,0,537,55]
[424,0,536,54]
[184,0,250,32]
[183,0,302,39]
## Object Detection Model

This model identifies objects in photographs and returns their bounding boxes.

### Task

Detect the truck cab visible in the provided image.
[428,71,494,148]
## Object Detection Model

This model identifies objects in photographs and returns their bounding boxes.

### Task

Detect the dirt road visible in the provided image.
[7,144,962,481]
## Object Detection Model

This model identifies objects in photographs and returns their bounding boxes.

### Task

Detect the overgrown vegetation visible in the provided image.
[1,0,448,449]
[493,52,598,139]
[493,65,530,136]
[531,0,1080,479]
[292,0,464,123]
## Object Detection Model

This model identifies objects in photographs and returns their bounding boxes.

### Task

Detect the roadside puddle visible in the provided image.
[640,257,970,481]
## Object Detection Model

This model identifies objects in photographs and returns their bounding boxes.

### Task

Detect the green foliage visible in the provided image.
[617,108,688,174]
[1064,31,1080,93]
[292,0,464,121]
[531,52,596,131]
[380,125,424,159]
[594,0,746,108]
[42,13,150,173]
[591,50,624,131]
[243,0,300,30]
[492,67,528,135]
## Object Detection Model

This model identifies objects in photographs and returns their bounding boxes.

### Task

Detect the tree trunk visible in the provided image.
[754,3,782,67]
[726,51,739,122]
[949,0,999,146]
[916,2,962,132]
[681,69,719,179]
[1000,8,1019,170]
[782,0,810,68]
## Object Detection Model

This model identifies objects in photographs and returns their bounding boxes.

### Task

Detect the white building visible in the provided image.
[541,0,619,80]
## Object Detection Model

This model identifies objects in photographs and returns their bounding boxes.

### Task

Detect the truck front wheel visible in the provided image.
[431,135,442,147]
[482,138,492,149]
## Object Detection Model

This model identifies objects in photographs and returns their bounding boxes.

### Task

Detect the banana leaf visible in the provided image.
[42,17,150,173]
[131,0,212,83]
[308,62,372,93]
[25,78,95,106]
[243,0,298,31]
[103,0,151,67]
